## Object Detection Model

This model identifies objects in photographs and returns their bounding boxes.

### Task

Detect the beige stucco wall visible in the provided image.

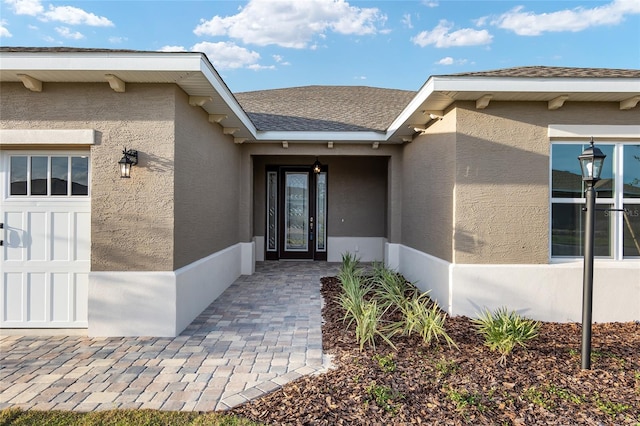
[249,147,394,241]
[173,88,241,269]
[401,112,456,262]
[1,82,176,271]
[453,100,637,264]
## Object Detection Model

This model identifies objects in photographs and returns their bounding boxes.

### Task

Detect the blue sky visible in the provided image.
[1,0,639,92]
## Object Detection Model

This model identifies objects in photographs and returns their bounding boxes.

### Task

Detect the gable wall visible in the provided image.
[453,100,636,264]
[0,82,176,271]
[401,111,457,262]
[173,88,242,269]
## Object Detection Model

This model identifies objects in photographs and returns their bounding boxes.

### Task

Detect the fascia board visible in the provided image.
[385,77,437,137]
[255,131,388,142]
[196,55,258,135]
[431,76,640,93]
[0,51,205,72]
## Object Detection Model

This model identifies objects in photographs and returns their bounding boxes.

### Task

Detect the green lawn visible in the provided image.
[0,408,265,426]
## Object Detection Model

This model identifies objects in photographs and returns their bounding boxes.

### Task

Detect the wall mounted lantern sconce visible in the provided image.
[312,157,322,174]
[577,137,606,370]
[118,148,138,178]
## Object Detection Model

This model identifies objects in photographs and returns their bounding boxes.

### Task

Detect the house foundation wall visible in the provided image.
[390,243,640,323]
[88,242,250,337]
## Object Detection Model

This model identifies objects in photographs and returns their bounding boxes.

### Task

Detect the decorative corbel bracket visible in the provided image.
[208,114,227,123]
[105,74,126,92]
[548,95,569,110]
[188,96,212,107]
[620,96,640,110]
[223,127,239,135]
[476,95,493,109]
[17,74,42,92]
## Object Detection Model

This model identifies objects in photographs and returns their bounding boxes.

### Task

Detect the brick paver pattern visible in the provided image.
[0,261,339,411]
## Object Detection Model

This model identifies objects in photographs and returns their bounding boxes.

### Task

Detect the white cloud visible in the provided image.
[492,0,640,36]
[248,64,276,70]
[401,13,413,29]
[0,19,12,37]
[158,45,187,52]
[412,20,493,47]
[422,1,439,8]
[191,41,261,69]
[436,56,468,66]
[55,26,83,39]
[194,0,386,48]
[5,0,44,16]
[42,5,113,27]
[108,36,127,44]
[272,54,291,65]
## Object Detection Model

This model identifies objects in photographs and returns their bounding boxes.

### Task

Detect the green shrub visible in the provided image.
[472,307,540,365]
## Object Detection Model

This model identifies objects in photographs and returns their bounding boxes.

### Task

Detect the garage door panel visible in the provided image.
[51,272,71,322]
[52,212,70,261]
[28,211,48,261]
[28,272,47,322]
[75,212,90,261]
[3,273,24,322]
[5,212,26,261]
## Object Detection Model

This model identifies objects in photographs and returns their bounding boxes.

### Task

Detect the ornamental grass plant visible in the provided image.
[472,307,540,365]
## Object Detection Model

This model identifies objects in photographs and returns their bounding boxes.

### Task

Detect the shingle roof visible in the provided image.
[444,66,640,78]
[234,86,416,132]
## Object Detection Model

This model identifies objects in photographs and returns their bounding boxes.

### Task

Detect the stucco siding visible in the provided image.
[401,114,456,262]
[0,82,176,271]
[173,88,241,269]
[452,100,636,264]
[329,156,387,237]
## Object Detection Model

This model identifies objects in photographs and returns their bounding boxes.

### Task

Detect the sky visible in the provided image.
[1,0,639,93]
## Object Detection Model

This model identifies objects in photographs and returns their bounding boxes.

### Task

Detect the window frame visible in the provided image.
[550,141,640,261]
[4,151,91,200]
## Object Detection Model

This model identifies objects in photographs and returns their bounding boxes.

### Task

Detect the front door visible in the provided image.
[266,165,327,260]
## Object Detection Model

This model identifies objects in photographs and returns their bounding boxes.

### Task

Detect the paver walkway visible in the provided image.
[0,261,340,411]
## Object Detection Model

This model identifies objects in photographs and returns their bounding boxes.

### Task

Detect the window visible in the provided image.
[9,154,89,197]
[551,143,640,259]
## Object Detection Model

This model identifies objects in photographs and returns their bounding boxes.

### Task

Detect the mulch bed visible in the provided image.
[232,277,640,425]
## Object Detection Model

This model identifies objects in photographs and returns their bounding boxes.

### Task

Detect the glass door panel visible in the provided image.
[284,172,309,252]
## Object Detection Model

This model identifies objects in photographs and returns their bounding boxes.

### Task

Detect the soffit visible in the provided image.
[0,50,257,142]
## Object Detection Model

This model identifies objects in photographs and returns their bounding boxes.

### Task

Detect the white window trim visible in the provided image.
[0,129,95,146]
[549,125,640,262]
[2,150,92,201]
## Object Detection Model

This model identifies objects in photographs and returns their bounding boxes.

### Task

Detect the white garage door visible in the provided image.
[1,151,90,328]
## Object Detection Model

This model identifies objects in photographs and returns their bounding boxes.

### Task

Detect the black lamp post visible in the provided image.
[577,137,606,370]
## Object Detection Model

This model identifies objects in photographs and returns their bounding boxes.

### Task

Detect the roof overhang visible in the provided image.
[386,74,640,142]
[0,50,258,142]
[2,50,639,146]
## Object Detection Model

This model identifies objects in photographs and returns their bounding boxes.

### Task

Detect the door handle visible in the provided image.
[0,222,3,246]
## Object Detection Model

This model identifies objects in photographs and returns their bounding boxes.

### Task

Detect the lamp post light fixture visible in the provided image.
[577,137,606,370]
[118,148,138,178]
